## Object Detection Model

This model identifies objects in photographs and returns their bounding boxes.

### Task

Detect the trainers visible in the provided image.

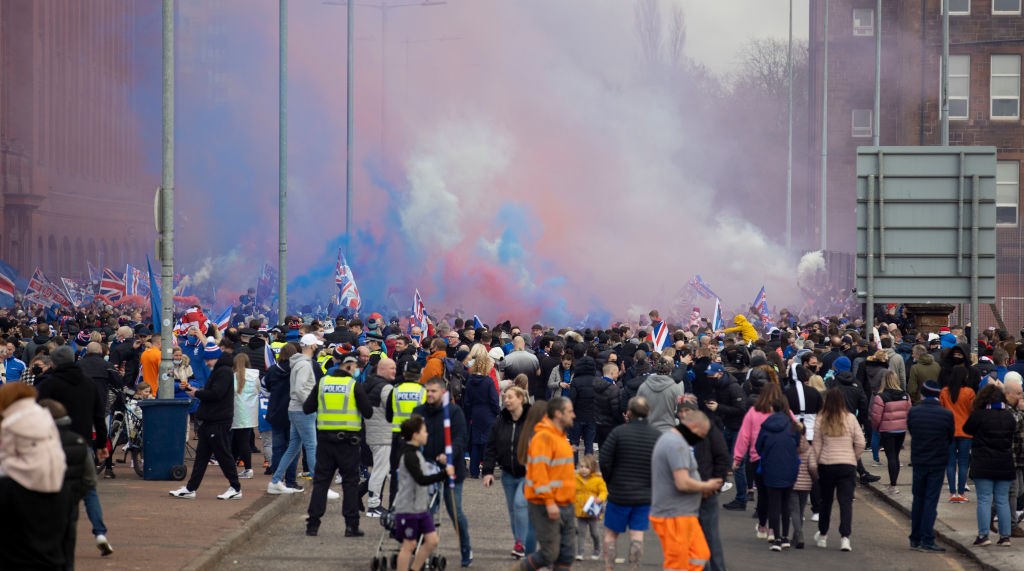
[461,550,473,567]
[366,506,384,518]
[870,461,882,468]
[103,469,116,479]
[575,554,584,561]
[327,489,340,500]
[917,544,946,553]
[814,532,827,548]
[217,487,242,500]
[886,485,899,495]
[767,532,776,542]
[285,482,305,492]
[267,481,298,495]
[345,526,365,537]
[238,469,254,479]
[756,524,768,540]
[780,537,791,549]
[591,551,601,560]
[335,474,343,485]
[299,471,312,480]
[973,535,991,546]
[722,500,747,511]
[811,512,820,522]
[263,467,273,475]
[859,473,881,484]
[95,535,113,556]
[169,486,195,499]
[997,536,1012,547]
[840,537,851,552]
[511,542,525,559]
[770,539,782,552]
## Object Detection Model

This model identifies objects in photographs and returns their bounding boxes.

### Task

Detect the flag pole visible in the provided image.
[278,0,289,324]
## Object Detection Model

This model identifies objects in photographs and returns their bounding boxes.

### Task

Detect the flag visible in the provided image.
[146,257,162,334]
[0,260,16,307]
[25,269,73,309]
[255,263,277,307]
[712,298,725,331]
[752,286,770,325]
[125,264,149,297]
[413,289,428,332]
[264,342,277,370]
[335,251,361,311]
[214,306,233,332]
[441,389,455,489]
[100,268,125,301]
[650,319,668,352]
[472,315,484,330]
[87,261,100,285]
[689,275,719,300]
[60,278,82,307]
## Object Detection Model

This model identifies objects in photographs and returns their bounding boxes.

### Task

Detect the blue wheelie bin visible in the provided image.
[139,399,191,481]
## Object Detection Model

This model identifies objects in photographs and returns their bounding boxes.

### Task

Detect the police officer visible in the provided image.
[302,350,374,537]
[387,361,426,507]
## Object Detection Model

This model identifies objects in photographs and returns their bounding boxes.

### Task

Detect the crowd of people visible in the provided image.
[2,301,1024,569]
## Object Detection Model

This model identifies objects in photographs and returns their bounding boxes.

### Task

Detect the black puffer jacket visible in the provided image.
[598,418,662,505]
[482,403,531,478]
[835,371,869,426]
[194,354,235,425]
[242,337,269,378]
[35,363,107,449]
[618,371,649,416]
[963,408,1017,481]
[569,357,599,423]
[593,376,622,428]
[56,416,92,502]
[77,352,124,412]
[264,360,292,430]
[707,374,747,432]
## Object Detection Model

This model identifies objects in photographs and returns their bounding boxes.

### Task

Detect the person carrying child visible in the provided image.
[393,414,455,571]
[574,454,607,561]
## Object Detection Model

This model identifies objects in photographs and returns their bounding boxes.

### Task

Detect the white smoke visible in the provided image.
[797,250,827,284]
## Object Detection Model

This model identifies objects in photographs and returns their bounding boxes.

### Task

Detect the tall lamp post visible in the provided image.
[157,0,175,399]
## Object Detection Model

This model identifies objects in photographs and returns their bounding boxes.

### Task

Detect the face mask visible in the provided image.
[31,365,43,376]
[173,359,183,366]
[187,335,198,344]
[677,423,705,446]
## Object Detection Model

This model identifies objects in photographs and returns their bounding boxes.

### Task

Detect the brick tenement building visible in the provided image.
[0,1,154,280]
[809,0,1024,332]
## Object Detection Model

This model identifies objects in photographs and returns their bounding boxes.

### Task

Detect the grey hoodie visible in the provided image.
[288,353,316,412]
[636,373,684,432]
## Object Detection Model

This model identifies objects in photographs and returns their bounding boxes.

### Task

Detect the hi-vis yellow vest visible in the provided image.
[391,382,426,433]
[316,374,361,431]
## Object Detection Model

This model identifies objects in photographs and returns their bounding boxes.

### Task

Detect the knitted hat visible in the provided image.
[202,340,222,360]
[921,380,942,398]
[832,356,852,372]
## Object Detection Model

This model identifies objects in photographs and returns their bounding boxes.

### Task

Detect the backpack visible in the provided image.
[440,357,467,405]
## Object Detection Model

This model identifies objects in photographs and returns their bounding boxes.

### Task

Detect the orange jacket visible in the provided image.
[420,351,448,385]
[525,417,576,506]
[939,387,976,439]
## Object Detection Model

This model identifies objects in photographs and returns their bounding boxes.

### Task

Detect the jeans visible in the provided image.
[570,421,597,463]
[723,428,747,504]
[879,431,906,486]
[946,437,972,495]
[469,443,485,479]
[818,464,856,538]
[521,503,576,570]
[698,495,725,571]
[272,411,317,485]
[270,425,298,485]
[83,487,107,536]
[440,481,472,562]
[975,478,1012,537]
[500,474,536,552]
[910,465,944,547]
[870,429,880,462]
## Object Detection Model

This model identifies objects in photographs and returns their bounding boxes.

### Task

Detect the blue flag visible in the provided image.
[146,257,162,334]
[473,315,484,330]
[712,298,724,331]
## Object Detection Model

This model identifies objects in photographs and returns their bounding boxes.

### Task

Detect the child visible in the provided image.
[788,432,814,549]
[573,454,608,561]
[135,383,154,400]
[393,414,455,571]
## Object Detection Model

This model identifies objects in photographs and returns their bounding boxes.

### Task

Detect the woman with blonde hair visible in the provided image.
[231,353,260,479]
[464,345,500,478]
[869,371,910,494]
[810,388,865,552]
[482,386,535,558]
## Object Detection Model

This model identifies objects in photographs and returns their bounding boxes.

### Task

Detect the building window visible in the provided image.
[945,0,971,14]
[852,109,873,138]
[993,0,1022,15]
[941,55,971,120]
[997,161,1019,227]
[991,55,1021,119]
[852,8,874,36]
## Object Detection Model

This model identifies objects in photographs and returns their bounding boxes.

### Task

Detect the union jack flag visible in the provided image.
[25,269,72,309]
[0,260,16,307]
[689,275,719,300]
[752,286,771,326]
[650,319,669,352]
[413,289,428,332]
[214,306,233,332]
[99,268,126,301]
[335,250,361,311]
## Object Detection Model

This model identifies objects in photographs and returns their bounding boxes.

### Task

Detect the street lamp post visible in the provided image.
[158,0,175,399]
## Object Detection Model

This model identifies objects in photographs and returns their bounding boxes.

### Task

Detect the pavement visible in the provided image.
[73,438,1010,571]
[859,439,1019,571]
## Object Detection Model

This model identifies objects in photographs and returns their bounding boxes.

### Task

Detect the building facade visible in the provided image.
[0,0,154,280]
[809,0,1024,331]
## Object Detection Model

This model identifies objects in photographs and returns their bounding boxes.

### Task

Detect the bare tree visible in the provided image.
[634,0,686,71]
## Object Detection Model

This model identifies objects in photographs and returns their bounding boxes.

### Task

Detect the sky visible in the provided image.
[680,0,810,74]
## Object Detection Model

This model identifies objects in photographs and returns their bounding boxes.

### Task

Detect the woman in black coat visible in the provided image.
[962,384,1017,546]
[481,388,534,557]
[463,352,500,479]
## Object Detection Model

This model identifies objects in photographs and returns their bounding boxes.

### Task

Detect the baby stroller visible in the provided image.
[370,481,448,570]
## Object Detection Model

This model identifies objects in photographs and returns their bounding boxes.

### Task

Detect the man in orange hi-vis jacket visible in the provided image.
[520,397,577,570]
